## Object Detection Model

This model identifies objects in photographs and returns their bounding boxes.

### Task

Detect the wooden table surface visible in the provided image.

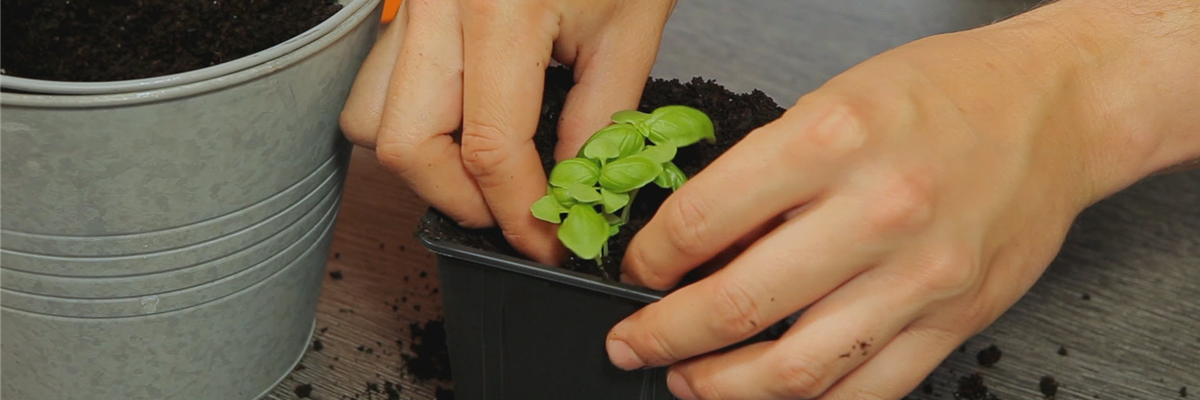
[267,1,1198,399]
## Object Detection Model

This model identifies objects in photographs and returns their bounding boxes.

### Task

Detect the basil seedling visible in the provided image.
[531,105,716,266]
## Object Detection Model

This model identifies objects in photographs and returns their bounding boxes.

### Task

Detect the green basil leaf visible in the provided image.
[599,188,630,213]
[612,110,651,125]
[568,183,602,203]
[548,158,600,188]
[604,212,623,226]
[654,161,688,191]
[645,127,673,146]
[609,224,620,237]
[599,155,663,193]
[646,105,716,147]
[579,123,644,160]
[638,144,677,165]
[558,204,610,260]
[530,195,566,223]
[550,186,576,207]
[583,139,620,160]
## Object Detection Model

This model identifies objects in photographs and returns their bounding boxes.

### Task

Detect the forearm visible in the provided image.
[986,0,1200,198]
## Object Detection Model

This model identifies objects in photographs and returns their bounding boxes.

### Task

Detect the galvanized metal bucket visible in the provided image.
[0,1,384,398]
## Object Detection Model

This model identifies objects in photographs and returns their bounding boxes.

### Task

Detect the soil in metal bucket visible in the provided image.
[0,0,343,82]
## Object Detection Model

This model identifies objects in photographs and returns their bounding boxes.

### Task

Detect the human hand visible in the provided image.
[604,1,1200,399]
[339,0,678,264]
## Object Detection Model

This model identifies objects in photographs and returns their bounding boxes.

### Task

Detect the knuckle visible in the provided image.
[661,187,715,257]
[623,246,677,290]
[632,325,681,366]
[789,102,869,160]
[338,108,378,148]
[708,280,762,341]
[459,120,511,181]
[861,170,934,238]
[776,354,826,399]
[375,140,420,178]
[911,245,979,298]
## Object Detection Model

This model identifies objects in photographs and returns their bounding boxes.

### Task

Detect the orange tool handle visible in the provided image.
[382,0,402,23]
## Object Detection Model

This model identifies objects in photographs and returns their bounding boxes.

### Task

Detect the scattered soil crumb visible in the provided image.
[1081,293,1091,301]
[955,373,998,400]
[366,382,379,392]
[976,345,1002,367]
[294,383,313,398]
[1039,375,1058,398]
[1182,386,1188,397]
[312,339,324,352]
[330,270,343,280]
[403,319,452,381]
[384,381,402,400]
[1057,346,1068,356]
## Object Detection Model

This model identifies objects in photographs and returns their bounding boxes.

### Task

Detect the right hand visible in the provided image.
[339,0,678,265]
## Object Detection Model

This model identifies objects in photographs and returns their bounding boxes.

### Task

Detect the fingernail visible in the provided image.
[667,371,696,400]
[606,339,645,370]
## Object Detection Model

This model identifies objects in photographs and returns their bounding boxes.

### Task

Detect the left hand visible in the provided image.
[602,1,1200,398]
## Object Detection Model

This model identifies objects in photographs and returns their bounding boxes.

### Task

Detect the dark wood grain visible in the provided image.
[267,1,1198,399]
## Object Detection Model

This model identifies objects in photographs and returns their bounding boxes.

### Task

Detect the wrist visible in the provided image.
[993,0,1200,203]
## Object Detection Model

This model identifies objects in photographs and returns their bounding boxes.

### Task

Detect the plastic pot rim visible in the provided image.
[0,0,382,108]
[415,210,670,305]
[0,0,373,96]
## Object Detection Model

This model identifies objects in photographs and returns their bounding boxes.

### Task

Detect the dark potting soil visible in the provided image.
[977,344,1002,367]
[416,65,785,282]
[1039,375,1059,398]
[384,381,402,400]
[403,319,452,382]
[954,373,999,400]
[294,383,313,398]
[0,0,342,82]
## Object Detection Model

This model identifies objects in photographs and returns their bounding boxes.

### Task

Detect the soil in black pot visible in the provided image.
[417,65,785,282]
[1,0,343,82]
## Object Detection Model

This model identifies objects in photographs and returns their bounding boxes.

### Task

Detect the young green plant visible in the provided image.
[530,105,716,267]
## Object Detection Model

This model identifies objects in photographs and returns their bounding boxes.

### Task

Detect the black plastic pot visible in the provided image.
[417,210,677,399]
[417,210,794,399]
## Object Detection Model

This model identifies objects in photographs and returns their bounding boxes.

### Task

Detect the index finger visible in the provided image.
[459,1,564,265]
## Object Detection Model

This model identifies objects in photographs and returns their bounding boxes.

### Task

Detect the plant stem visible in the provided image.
[620,189,639,225]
